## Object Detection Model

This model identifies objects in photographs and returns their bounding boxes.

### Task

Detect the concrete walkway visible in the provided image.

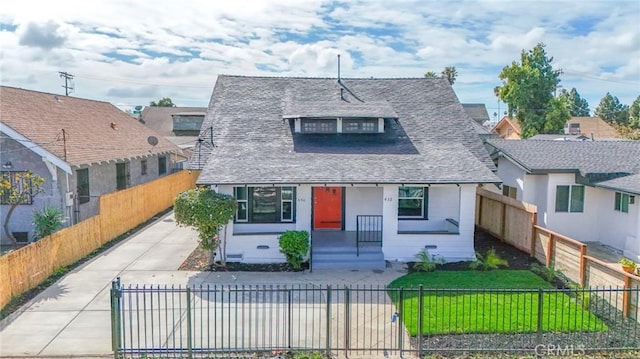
[0,212,409,358]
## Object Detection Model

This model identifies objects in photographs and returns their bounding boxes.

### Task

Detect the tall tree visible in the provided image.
[424,71,438,78]
[441,66,458,85]
[150,97,176,107]
[595,93,629,124]
[494,43,568,138]
[628,95,640,129]
[0,171,45,245]
[559,88,590,116]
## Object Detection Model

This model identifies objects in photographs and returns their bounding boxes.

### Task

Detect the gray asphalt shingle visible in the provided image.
[195,75,499,185]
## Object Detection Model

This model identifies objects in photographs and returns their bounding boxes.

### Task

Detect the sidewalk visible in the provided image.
[0,212,408,357]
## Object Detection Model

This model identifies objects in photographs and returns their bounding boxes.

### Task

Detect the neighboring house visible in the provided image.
[0,86,180,244]
[462,103,490,125]
[563,116,620,139]
[139,106,207,169]
[193,75,499,268]
[491,116,522,139]
[485,138,640,261]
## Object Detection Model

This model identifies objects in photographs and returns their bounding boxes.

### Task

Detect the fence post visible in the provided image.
[530,215,537,256]
[623,276,631,318]
[536,288,544,346]
[344,287,351,355]
[500,202,507,238]
[186,287,193,359]
[546,233,554,268]
[288,288,293,348]
[326,285,332,354]
[397,288,404,353]
[418,285,424,358]
[579,245,587,287]
[110,277,121,359]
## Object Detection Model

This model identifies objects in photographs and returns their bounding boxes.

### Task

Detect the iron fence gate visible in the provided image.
[110,278,408,358]
[111,279,640,358]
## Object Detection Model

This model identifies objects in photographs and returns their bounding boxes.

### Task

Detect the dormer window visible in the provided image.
[301,119,337,133]
[343,118,378,133]
[295,117,384,134]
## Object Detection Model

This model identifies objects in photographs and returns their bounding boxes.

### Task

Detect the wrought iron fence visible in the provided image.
[110,278,640,358]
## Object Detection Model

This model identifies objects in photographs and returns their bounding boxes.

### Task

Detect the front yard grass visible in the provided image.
[388,270,607,336]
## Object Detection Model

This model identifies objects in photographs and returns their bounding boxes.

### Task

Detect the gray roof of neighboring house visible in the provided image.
[195,75,499,185]
[485,138,640,181]
[470,119,492,135]
[528,134,589,141]
[462,103,490,124]
[595,173,640,195]
[140,106,207,136]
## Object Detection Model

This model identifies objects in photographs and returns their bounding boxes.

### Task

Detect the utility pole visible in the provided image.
[59,71,74,96]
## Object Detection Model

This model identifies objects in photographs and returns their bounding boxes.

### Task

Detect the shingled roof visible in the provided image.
[0,86,179,167]
[462,104,490,124]
[485,138,640,184]
[196,75,498,185]
[140,106,207,136]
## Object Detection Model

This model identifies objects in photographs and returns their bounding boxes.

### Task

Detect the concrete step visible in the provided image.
[312,245,382,255]
[312,251,386,270]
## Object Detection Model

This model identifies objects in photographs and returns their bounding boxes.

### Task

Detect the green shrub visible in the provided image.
[413,249,437,272]
[469,248,508,271]
[529,261,562,282]
[278,230,309,270]
[33,206,63,239]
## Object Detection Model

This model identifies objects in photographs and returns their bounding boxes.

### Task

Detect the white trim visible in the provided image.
[1,122,72,174]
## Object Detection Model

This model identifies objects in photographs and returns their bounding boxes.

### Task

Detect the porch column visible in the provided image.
[381,184,398,253]
[296,185,312,232]
[458,184,477,258]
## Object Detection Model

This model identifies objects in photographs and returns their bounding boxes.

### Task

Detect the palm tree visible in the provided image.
[441,66,458,85]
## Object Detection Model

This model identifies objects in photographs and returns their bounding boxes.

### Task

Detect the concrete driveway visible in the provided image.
[0,212,407,357]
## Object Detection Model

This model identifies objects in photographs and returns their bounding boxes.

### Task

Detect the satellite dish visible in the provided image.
[135,105,143,111]
[147,136,158,146]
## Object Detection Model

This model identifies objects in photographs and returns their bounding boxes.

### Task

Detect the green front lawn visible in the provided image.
[388,270,607,335]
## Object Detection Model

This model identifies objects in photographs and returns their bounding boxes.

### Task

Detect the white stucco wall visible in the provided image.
[383,183,476,262]
[344,186,383,230]
[495,158,639,255]
[626,209,640,261]
[496,157,526,201]
[217,183,477,264]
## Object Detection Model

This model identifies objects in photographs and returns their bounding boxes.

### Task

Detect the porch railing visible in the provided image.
[356,215,383,256]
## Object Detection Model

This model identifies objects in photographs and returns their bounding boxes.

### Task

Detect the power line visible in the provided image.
[59,71,75,96]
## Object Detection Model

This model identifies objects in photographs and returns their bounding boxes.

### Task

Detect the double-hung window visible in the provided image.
[502,185,517,199]
[398,186,428,219]
[614,192,634,213]
[234,186,296,223]
[555,185,584,213]
[76,168,90,204]
[116,162,130,190]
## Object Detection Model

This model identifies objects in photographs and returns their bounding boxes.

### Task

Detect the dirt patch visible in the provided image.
[178,247,308,272]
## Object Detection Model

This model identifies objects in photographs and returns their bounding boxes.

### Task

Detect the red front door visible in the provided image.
[313,187,343,229]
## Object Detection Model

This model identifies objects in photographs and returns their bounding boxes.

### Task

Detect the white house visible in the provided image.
[193,75,499,269]
[485,139,640,261]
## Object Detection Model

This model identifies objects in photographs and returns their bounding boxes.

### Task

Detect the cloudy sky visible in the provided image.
[1,0,638,121]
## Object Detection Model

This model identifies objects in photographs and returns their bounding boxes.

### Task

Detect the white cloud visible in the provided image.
[0,0,637,113]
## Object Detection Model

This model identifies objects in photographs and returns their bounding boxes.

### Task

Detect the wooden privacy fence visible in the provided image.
[0,170,200,309]
[475,187,537,254]
[476,187,640,321]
